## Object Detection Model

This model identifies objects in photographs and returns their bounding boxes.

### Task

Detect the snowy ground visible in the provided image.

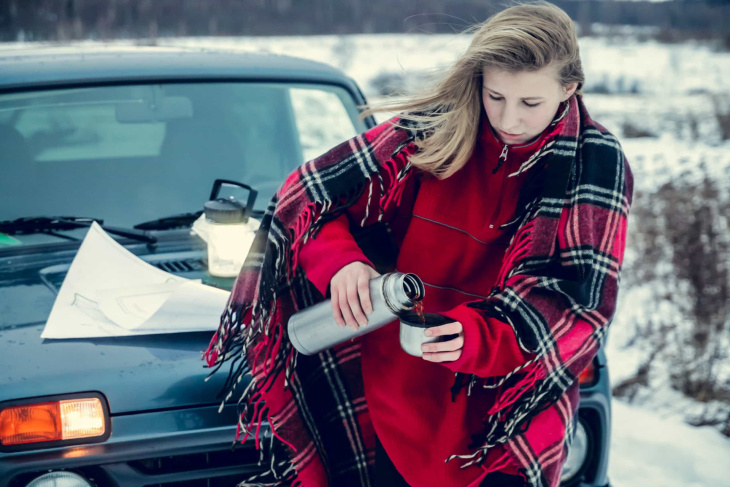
[5,31,730,484]
[610,400,730,486]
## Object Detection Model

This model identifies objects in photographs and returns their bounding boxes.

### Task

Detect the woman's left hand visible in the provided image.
[421,321,464,362]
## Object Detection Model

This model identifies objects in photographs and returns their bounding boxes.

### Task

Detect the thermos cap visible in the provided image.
[204,198,246,224]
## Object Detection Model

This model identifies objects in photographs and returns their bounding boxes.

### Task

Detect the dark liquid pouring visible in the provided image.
[413,301,426,327]
[403,275,426,326]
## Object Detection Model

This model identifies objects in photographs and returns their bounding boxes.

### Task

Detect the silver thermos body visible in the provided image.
[288,272,425,355]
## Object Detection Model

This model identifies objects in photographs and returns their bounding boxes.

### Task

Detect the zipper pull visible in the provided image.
[499,144,509,161]
[493,144,509,174]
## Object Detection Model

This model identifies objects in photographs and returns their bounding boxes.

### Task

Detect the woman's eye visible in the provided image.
[487,94,540,108]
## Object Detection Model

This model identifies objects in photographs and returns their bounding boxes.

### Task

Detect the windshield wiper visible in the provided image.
[134,179,263,231]
[134,209,265,231]
[134,211,203,231]
[0,216,157,244]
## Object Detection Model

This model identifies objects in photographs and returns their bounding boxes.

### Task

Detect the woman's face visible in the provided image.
[481,65,577,146]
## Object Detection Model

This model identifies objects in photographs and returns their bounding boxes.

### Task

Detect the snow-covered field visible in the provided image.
[610,400,730,486]
[6,31,730,484]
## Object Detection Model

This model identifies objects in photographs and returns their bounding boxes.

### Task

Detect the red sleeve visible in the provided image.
[437,303,535,378]
[297,116,418,298]
[298,214,374,297]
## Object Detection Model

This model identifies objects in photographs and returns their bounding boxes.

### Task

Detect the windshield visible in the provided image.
[0,81,366,238]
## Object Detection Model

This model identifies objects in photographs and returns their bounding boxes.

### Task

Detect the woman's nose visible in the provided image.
[501,104,521,132]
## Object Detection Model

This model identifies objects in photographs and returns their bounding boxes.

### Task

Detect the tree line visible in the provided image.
[0,0,727,43]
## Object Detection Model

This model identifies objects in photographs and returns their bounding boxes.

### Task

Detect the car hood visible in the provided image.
[0,243,243,415]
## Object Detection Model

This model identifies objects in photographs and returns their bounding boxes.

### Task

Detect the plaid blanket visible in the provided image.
[203,93,633,487]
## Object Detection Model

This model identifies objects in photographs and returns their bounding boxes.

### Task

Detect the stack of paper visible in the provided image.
[42,222,230,339]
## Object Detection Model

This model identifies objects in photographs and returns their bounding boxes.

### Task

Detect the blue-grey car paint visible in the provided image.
[0,46,367,96]
[0,46,609,487]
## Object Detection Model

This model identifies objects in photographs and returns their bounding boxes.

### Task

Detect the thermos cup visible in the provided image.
[288,272,425,355]
[399,312,456,357]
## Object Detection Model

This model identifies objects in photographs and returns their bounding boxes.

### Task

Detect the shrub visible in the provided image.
[617,167,730,435]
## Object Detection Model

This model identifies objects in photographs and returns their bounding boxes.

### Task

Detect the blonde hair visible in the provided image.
[360,1,584,179]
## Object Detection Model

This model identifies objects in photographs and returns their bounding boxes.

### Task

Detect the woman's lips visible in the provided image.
[498,129,522,138]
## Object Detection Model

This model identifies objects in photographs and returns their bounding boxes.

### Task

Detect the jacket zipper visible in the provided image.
[492,144,510,174]
[488,139,533,229]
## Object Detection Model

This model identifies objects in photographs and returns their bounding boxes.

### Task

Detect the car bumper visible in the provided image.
[2,377,612,487]
[0,404,270,487]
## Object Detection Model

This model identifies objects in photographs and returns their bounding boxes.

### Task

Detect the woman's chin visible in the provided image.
[500,135,525,145]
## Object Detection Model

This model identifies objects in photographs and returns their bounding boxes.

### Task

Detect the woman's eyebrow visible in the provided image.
[483,86,545,101]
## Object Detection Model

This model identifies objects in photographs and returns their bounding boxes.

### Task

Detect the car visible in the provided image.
[0,45,611,487]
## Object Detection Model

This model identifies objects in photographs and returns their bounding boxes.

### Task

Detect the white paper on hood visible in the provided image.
[41,222,230,339]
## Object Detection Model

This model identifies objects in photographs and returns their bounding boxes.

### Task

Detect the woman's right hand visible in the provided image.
[330,262,380,331]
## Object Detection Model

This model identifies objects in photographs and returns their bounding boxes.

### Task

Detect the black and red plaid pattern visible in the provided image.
[203,94,633,487]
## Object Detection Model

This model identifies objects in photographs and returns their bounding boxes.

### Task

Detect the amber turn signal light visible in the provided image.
[0,397,106,447]
[578,362,596,385]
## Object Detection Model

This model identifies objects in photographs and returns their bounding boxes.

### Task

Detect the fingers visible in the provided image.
[422,321,464,362]
[424,321,463,337]
[422,350,462,362]
[357,272,373,315]
[338,289,360,331]
[346,278,369,329]
[331,289,346,328]
[330,262,376,332]
[367,266,381,279]
[421,334,464,354]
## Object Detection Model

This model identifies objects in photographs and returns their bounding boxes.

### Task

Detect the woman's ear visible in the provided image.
[562,82,579,101]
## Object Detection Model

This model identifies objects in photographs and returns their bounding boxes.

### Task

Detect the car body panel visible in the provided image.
[0,235,236,414]
[0,45,364,98]
[0,403,271,486]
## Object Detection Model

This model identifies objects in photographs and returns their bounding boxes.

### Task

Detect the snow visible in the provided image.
[610,400,730,487]
[7,33,730,98]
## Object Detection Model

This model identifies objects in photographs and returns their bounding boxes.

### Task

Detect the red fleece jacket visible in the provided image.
[298,114,546,486]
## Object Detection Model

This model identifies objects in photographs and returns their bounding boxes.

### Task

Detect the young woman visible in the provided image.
[205,2,633,487]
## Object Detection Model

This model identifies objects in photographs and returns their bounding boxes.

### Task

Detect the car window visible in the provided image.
[290,87,362,162]
[0,82,366,229]
[13,86,167,161]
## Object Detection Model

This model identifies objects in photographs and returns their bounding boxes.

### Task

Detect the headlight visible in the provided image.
[0,392,110,451]
[560,419,590,483]
[26,471,93,487]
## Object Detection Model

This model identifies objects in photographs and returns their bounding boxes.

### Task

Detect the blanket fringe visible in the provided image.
[202,133,419,486]
[446,334,546,469]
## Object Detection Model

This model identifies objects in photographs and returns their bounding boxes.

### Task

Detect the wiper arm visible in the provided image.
[134,209,264,231]
[134,211,203,231]
[0,216,157,244]
[134,179,263,231]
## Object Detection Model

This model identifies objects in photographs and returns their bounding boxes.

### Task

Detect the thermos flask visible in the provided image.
[288,272,425,355]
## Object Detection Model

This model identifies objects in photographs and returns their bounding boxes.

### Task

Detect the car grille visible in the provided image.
[130,445,266,487]
[151,258,207,274]
[131,447,259,476]
[143,478,254,487]
[142,474,259,487]
[9,444,269,487]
